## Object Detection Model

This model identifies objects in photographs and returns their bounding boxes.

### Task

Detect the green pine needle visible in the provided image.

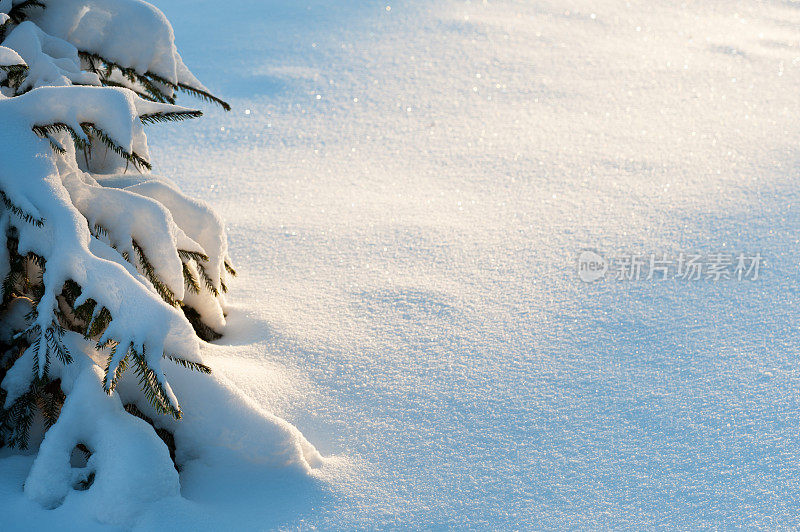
[140,110,203,125]
[131,347,181,419]
[103,344,128,394]
[178,249,218,297]
[7,0,45,24]
[32,121,152,171]
[0,190,43,227]
[164,353,211,374]
[181,260,201,294]
[133,240,178,307]
[77,51,230,111]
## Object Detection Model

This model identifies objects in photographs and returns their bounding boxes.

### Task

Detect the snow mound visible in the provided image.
[30,0,205,90]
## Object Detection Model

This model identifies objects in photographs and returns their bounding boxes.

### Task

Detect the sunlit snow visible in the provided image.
[4,0,800,528]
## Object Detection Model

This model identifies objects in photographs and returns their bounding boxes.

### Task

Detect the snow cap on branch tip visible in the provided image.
[0,44,24,66]
[15,85,143,153]
[29,0,206,89]
[3,21,100,91]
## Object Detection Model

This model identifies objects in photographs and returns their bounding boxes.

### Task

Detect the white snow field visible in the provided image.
[4,0,800,528]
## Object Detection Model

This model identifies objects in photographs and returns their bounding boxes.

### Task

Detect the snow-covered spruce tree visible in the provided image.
[0,0,321,516]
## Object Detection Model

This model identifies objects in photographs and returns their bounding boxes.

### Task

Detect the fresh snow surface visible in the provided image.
[5,0,800,528]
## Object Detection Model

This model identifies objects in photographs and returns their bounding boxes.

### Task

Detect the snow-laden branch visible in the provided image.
[0,86,210,414]
[0,0,321,516]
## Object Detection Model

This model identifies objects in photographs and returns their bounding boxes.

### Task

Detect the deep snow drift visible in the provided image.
[4,0,800,528]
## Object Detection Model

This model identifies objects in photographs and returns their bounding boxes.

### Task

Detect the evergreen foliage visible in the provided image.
[0,0,233,455]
